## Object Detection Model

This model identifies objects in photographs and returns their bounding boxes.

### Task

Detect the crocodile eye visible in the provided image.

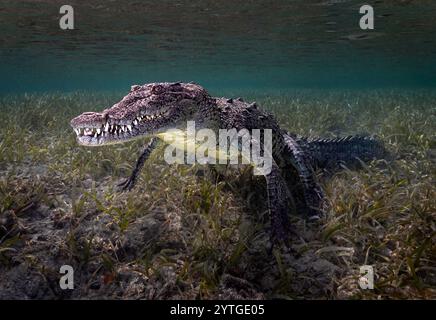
[151,84,164,94]
[130,85,141,92]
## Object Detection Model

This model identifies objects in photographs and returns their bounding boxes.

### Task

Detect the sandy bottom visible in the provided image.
[0,90,434,299]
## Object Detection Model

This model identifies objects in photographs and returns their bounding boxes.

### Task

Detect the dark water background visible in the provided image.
[1,0,436,94]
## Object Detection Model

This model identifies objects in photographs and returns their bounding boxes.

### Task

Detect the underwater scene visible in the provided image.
[0,0,435,300]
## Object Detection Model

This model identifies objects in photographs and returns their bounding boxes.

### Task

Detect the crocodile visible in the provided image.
[70,82,386,244]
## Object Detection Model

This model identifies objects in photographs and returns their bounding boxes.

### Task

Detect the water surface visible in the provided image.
[1,0,435,93]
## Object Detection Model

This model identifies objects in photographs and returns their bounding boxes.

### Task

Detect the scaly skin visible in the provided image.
[70,82,386,245]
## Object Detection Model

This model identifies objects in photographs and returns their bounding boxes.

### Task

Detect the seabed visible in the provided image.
[0,89,434,299]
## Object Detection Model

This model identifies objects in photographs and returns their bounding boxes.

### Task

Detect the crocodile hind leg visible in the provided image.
[117,137,159,191]
[283,133,324,216]
[265,161,295,246]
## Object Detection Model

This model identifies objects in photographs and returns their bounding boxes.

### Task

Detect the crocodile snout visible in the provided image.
[70,111,106,128]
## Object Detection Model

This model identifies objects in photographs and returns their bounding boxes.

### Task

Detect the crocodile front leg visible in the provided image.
[118,137,159,191]
[283,133,324,216]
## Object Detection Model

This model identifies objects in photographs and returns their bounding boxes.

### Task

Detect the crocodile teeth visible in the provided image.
[104,123,109,131]
[74,129,79,135]
[133,120,138,126]
[97,128,101,134]
[127,125,132,131]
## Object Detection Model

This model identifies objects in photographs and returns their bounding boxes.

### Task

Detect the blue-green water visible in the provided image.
[1,0,436,93]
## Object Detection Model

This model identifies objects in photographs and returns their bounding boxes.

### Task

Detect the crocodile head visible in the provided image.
[70,82,212,146]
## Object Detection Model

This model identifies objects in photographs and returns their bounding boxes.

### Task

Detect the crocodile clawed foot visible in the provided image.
[116,177,136,192]
[306,207,321,220]
[267,221,298,254]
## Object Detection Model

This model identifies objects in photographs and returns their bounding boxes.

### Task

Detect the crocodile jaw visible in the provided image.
[70,110,172,146]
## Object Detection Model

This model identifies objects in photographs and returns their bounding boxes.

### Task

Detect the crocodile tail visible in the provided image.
[302,135,387,170]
